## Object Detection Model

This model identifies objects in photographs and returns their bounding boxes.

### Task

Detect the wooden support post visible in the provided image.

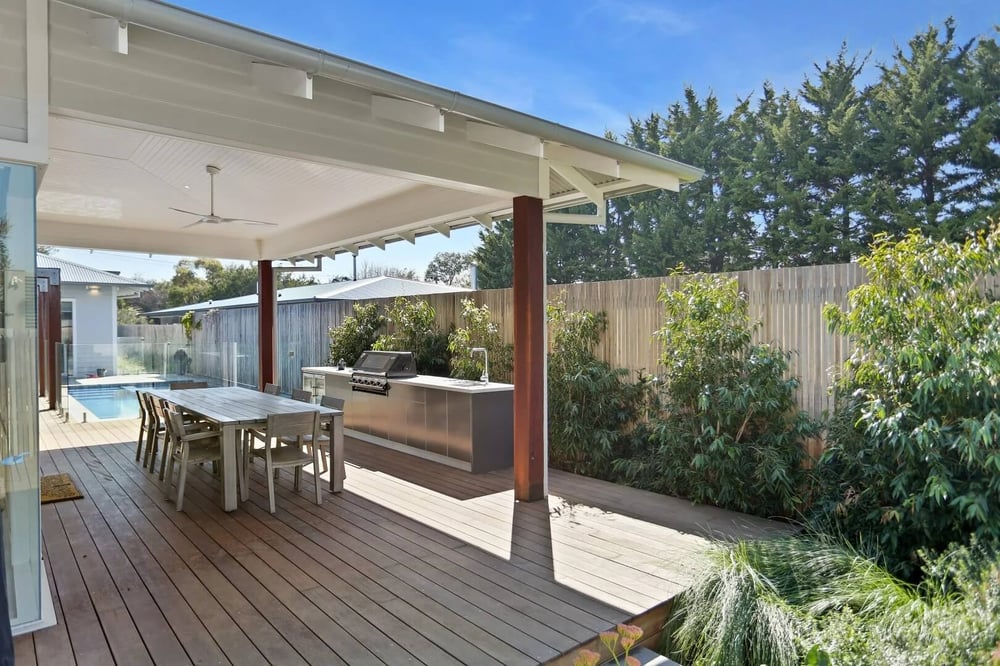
[258,260,277,389]
[47,281,60,412]
[512,195,547,501]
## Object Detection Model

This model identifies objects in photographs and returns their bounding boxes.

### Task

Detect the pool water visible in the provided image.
[68,384,167,421]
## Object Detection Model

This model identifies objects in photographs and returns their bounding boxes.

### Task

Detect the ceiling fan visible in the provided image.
[170,164,278,228]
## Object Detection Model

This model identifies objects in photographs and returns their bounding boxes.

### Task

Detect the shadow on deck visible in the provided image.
[17,409,790,665]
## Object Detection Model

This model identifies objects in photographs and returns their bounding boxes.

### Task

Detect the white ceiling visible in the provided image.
[40,116,427,248]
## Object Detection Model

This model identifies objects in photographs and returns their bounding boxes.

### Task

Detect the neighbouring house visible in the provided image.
[144,276,468,322]
[145,276,469,389]
[36,254,149,379]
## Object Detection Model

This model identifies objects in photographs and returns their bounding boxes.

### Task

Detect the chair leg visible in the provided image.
[265,458,276,514]
[158,432,173,481]
[176,447,190,512]
[320,444,329,474]
[141,428,155,469]
[313,447,323,507]
[164,449,176,498]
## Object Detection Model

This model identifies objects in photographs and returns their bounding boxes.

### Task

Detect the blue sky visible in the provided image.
[52,0,998,282]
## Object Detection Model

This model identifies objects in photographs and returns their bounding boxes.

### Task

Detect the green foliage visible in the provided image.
[617,273,819,517]
[816,225,1000,577]
[600,21,1000,271]
[180,310,201,343]
[670,536,1000,666]
[328,302,385,367]
[447,299,512,382]
[117,300,147,325]
[424,251,473,286]
[472,214,631,290]
[373,297,450,376]
[670,535,919,666]
[546,297,655,478]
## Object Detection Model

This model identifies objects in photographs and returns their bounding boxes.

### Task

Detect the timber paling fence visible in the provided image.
[168,262,867,417]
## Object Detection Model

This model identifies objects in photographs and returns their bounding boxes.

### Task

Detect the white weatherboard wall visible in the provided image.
[0,0,27,142]
[62,284,118,378]
[0,0,47,163]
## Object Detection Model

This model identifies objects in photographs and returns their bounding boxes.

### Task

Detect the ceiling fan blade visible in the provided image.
[180,219,206,229]
[218,217,279,227]
[169,207,207,217]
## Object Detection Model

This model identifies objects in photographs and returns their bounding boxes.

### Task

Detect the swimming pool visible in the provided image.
[67,383,167,421]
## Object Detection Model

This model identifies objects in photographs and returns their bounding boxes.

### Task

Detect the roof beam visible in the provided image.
[473,214,494,230]
[89,17,128,54]
[544,211,606,226]
[430,223,450,238]
[367,237,386,250]
[466,121,541,156]
[398,230,417,244]
[548,161,603,206]
[251,62,313,100]
[618,163,681,192]
[541,143,619,178]
[371,95,444,132]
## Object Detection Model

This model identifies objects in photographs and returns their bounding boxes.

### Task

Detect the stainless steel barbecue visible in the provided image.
[349,350,417,395]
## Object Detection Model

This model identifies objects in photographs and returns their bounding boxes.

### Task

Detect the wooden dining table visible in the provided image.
[145,386,344,511]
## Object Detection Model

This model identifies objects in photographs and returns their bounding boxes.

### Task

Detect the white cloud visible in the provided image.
[591,0,695,35]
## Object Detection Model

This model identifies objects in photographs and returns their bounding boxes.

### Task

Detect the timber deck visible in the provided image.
[16,407,787,665]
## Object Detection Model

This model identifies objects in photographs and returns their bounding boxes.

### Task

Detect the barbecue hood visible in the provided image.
[349,350,417,395]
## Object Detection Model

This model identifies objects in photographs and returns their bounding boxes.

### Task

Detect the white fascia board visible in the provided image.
[466,121,541,156]
[38,218,261,259]
[548,161,603,205]
[618,163,681,192]
[544,211,606,226]
[251,62,313,99]
[371,95,444,132]
[541,143,619,178]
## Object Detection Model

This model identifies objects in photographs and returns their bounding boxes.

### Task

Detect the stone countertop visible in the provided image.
[302,366,514,394]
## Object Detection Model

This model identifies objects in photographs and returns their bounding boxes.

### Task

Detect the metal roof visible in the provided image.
[37,254,150,288]
[146,276,468,316]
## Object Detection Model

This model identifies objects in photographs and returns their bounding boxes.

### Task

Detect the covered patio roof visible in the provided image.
[40,0,702,263]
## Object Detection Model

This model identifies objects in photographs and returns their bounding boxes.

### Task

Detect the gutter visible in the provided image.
[54,0,704,183]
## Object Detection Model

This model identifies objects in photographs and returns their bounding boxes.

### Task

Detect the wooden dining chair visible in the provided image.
[247,411,323,513]
[135,390,151,462]
[162,409,225,512]
[141,392,167,472]
[312,395,345,474]
[263,383,280,395]
[156,397,214,481]
[290,388,313,403]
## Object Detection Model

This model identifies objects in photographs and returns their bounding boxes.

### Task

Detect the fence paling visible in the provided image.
[155,262,867,416]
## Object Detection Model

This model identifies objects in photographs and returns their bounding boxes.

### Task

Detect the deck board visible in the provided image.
[24,406,791,665]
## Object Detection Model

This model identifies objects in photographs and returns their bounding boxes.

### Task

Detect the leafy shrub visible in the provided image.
[816,225,1000,576]
[547,297,655,478]
[328,302,384,367]
[617,272,819,518]
[447,299,513,382]
[373,297,450,375]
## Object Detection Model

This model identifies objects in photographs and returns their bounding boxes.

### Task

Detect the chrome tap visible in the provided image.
[470,347,489,383]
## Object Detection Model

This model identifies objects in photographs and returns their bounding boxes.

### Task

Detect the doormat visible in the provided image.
[40,473,84,504]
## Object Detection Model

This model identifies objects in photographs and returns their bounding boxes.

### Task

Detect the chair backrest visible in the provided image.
[320,395,345,410]
[142,392,162,429]
[263,383,280,395]
[170,381,208,390]
[265,411,320,446]
[290,388,313,403]
[135,390,148,420]
[163,408,186,443]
